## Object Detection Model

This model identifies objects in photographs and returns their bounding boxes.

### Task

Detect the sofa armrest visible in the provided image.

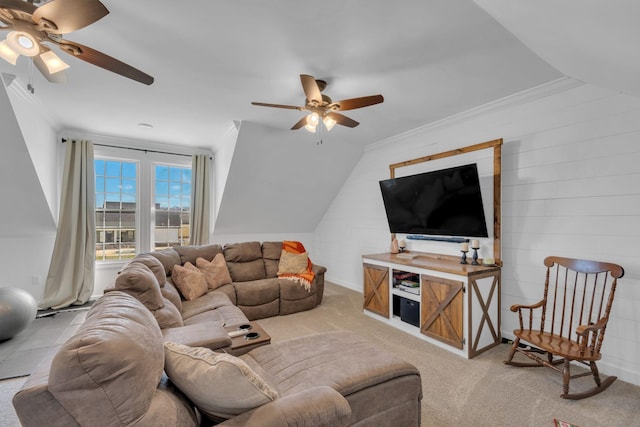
[216,386,351,427]
[162,323,231,350]
[311,263,326,305]
[311,263,327,276]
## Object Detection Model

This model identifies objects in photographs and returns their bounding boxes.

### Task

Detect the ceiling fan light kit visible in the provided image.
[39,49,68,73]
[0,40,19,64]
[6,30,38,56]
[323,115,336,131]
[0,0,154,85]
[252,74,383,133]
[305,112,319,132]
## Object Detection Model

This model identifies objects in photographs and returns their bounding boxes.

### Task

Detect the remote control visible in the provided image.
[228,329,249,338]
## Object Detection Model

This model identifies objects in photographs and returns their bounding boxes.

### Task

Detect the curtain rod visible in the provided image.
[61,138,193,158]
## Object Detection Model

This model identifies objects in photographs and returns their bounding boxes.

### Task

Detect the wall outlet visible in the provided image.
[31,276,41,286]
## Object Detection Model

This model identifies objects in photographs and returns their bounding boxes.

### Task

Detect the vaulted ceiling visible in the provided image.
[1,0,638,237]
[1,0,564,150]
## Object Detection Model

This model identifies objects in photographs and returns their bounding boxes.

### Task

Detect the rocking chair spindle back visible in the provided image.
[505,256,624,400]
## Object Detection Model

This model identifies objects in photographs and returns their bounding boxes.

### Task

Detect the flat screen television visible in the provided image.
[379,163,489,237]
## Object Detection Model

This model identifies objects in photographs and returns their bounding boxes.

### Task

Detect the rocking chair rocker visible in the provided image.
[504,256,624,400]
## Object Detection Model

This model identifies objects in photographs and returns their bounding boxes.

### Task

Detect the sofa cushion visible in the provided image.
[227,259,267,282]
[261,241,282,260]
[196,254,232,291]
[175,244,223,266]
[182,309,226,327]
[172,263,208,301]
[214,304,252,326]
[164,342,278,418]
[161,281,183,312]
[130,253,168,286]
[277,250,309,275]
[153,297,184,328]
[242,331,420,397]
[181,291,235,321]
[279,279,317,315]
[48,292,164,426]
[237,299,280,321]
[112,263,165,310]
[223,241,262,262]
[150,248,181,277]
[262,242,282,279]
[214,283,237,305]
[235,279,279,307]
[136,376,199,426]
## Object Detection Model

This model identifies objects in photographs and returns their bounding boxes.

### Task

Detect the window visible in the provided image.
[154,164,191,250]
[95,159,137,261]
[94,147,192,262]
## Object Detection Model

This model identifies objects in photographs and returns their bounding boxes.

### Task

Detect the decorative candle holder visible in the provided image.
[460,250,468,264]
[471,248,479,265]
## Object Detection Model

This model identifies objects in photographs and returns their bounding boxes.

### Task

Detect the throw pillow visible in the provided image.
[195,254,233,291]
[277,250,309,275]
[164,342,278,418]
[172,262,208,301]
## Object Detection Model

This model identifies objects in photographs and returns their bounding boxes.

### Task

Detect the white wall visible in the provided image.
[214,121,363,235]
[0,77,58,299]
[0,235,56,300]
[314,78,640,386]
[5,81,60,221]
[213,122,239,227]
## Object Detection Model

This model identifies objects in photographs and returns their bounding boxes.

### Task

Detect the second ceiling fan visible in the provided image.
[252,74,383,132]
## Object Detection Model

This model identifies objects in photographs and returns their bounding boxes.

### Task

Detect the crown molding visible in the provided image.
[366,77,584,151]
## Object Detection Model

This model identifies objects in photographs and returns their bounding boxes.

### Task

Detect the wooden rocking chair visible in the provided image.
[504,256,624,400]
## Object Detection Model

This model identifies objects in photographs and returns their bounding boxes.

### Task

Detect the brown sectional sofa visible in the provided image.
[127,241,326,324]
[13,289,423,426]
[101,241,327,351]
[12,241,423,425]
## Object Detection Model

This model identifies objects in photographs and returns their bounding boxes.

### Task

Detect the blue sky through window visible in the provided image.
[155,165,191,210]
[95,159,137,209]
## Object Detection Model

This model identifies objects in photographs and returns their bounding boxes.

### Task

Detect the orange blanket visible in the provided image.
[278,241,315,291]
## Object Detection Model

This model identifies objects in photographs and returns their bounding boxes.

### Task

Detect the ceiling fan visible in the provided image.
[0,0,153,85]
[252,74,383,132]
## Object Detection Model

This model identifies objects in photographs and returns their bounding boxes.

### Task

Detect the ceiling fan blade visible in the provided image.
[58,40,154,85]
[0,0,37,15]
[300,74,322,104]
[32,0,108,34]
[251,102,303,111]
[327,112,359,128]
[33,53,68,83]
[291,116,307,130]
[331,94,384,111]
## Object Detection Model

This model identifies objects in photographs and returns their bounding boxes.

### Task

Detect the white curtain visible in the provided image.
[189,154,212,245]
[40,140,95,310]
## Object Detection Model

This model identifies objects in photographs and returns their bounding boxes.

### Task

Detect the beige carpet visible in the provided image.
[259,282,640,427]
[1,282,639,427]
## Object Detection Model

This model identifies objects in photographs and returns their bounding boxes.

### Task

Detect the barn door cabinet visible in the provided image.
[362,252,501,359]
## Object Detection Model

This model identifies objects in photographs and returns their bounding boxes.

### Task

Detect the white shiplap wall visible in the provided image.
[313,78,640,386]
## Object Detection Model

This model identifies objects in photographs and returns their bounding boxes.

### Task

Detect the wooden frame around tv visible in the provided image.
[388,138,503,265]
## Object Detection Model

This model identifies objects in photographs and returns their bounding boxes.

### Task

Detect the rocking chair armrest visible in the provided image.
[509,300,544,312]
[576,317,608,337]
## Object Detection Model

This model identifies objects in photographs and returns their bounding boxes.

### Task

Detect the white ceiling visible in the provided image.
[474,0,640,99]
[0,0,570,152]
[2,0,639,238]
